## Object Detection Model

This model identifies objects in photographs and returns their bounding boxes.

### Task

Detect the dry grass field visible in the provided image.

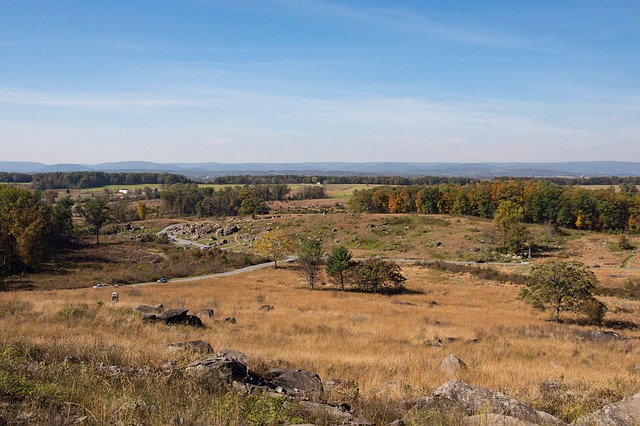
[1,261,639,424]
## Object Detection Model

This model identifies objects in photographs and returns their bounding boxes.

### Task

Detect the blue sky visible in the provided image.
[1,0,639,164]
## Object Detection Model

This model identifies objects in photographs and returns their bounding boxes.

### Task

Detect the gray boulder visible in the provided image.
[184,356,248,384]
[143,308,204,328]
[167,340,213,354]
[199,309,214,318]
[464,413,539,425]
[440,354,467,377]
[215,349,248,363]
[433,380,566,426]
[265,368,324,399]
[575,392,640,426]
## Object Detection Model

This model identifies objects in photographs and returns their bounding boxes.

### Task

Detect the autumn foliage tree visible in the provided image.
[253,229,295,269]
[0,185,72,277]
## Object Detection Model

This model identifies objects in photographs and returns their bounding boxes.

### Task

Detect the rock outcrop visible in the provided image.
[430,380,567,426]
[575,391,640,426]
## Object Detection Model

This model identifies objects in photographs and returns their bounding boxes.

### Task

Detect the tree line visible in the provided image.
[160,183,325,217]
[348,180,640,232]
[0,171,192,189]
[0,186,74,277]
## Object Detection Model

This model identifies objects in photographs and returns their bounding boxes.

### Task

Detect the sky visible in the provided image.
[1,0,639,164]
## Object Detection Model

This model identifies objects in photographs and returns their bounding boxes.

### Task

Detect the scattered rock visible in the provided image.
[440,354,467,377]
[215,349,248,363]
[167,340,213,354]
[427,300,439,307]
[224,316,237,324]
[432,380,566,425]
[575,391,640,425]
[298,401,353,424]
[199,309,214,318]
[143,308,204,328]
[259,304,274,311]
[582,330,620,341]
[64,355,82,364]
[133,305,160,313]
[392,300,416,306]
[184,356,248,384]
[265,368,324,399]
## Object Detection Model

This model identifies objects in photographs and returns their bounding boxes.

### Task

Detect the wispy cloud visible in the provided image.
[0,88,202,110]
[274,0,549,51]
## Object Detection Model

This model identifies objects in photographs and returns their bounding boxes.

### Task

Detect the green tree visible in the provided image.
[296,238,323,289]
[326,246,354,290]
[50,196,74,243]
[239,197,268,219]
[76,198,110,245]
[347,258,406,294]
[0,186,50,276]
[520,260,601,322]
[253,229,295,269]
[493,200,530,254]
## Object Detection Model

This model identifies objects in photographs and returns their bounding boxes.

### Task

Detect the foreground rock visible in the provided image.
[184,356,248,384]
[575,391,640,426]
[430,380,566,426]
[265,368,324,400]
[464,413,539,425]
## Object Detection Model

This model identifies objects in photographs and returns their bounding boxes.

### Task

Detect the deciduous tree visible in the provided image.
[520,259,601,322]
[253,229,295,269]
[493,200,530,254]
[296,238,323,289]
[347,258,406,294]
[76,198,110,245]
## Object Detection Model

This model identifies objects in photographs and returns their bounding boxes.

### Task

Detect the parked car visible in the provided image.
[157,277,169,283]
[92,283,109,288]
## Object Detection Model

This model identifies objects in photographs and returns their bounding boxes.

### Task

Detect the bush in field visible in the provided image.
[520,259,603,322]
[347,258,406,294]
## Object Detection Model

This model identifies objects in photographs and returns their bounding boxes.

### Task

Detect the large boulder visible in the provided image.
[464,413,539,425]
[184,356,248,385]
[440,354,467,377]
[575,392,640,426]
[143,308,204,328]
[433,381,566,426]
[265,368,324,400]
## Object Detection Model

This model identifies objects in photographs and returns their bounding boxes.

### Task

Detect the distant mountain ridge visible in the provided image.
[1,161,640,178]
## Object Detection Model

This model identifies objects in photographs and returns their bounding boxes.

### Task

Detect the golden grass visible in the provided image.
[3,264,638,409]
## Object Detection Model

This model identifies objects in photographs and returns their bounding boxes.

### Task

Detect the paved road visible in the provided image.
[131,256,297,287]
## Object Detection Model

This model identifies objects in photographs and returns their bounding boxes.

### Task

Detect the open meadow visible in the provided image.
[1,255,640,424]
